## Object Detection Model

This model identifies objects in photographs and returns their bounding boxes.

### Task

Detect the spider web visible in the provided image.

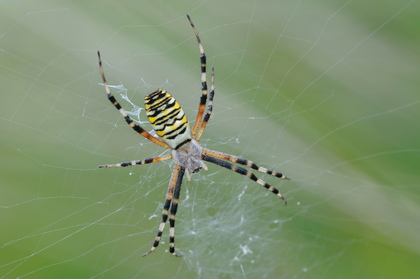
[1,0,420,278]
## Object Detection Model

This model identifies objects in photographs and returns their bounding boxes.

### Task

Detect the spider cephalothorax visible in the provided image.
[97,14,290,257]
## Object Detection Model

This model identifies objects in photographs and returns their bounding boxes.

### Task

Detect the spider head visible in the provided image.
[172,139,203,174]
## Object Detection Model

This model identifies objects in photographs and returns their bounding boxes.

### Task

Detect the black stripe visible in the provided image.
[165,125,187,140]
[147,99,176,118]
[174,138,191,150]
[108,94,122,110]
[146,89,167,100]
[146,95,172,111]
[200,54,206,67]
[154,114,186,131]
[152,240,160,248]
[199,95,207,105]
[152,108,182,125]
[201,82,207,91]
[235,157,247,165]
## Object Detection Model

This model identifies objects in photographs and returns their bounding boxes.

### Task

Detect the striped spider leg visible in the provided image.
[97,14,290,257]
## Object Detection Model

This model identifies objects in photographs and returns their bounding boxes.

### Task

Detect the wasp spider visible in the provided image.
[97,14,290,257]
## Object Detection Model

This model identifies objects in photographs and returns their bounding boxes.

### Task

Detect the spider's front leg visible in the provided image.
[202,154,288,204]
[142,164,185,257]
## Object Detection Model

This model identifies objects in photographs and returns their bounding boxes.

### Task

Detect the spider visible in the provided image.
[97,14,290,257]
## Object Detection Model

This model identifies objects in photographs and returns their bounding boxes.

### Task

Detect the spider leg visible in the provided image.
[97,51,170,150]
[202,148,290,180]
[195,67,215,142]
[202,154,287,204]
[187,14,208,137]
[169,166,185,257]
[98,154,172,168]
[142,164,185,257]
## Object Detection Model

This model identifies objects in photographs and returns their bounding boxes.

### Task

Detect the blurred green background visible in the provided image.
[1,0,419,278]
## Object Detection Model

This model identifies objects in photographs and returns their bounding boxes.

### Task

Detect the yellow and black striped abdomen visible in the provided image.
[144,89,191,149]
